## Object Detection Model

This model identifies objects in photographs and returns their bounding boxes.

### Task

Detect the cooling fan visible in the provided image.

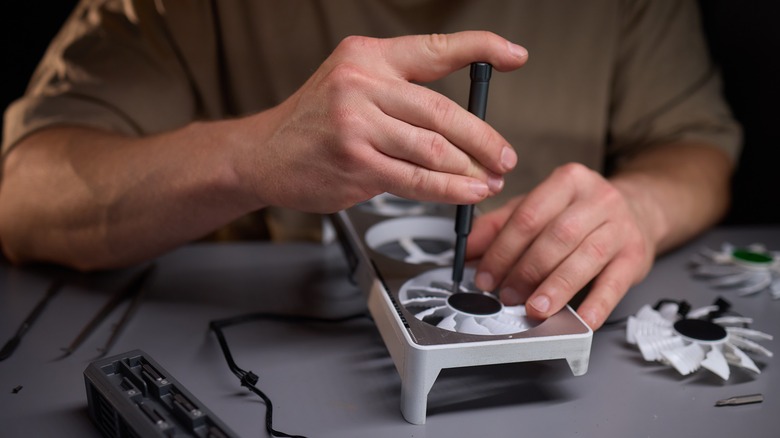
[364,216,455,266]
[691,242,780,299]
[626,298,773,380]
[358,193,439,217]
[398,267,536,336]
[331,195,593,425]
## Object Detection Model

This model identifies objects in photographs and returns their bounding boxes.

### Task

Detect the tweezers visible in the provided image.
[60,263,156,358]
[0,278,65,361]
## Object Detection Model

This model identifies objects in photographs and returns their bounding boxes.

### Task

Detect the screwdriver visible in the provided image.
[452,62,492,294]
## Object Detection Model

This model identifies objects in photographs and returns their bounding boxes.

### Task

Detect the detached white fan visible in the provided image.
[691,242,780,299]
[398,269,534,336]
[626,298,773,380]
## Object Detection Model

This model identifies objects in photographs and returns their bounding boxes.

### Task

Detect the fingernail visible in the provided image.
[487,174,504,193]
[475,272,495,291]
[508,42,528,59]
[529,294,551,313]
[469,181,489,197]
[500,147,517,171]
[579,309,597,329]
[500,287,521,305]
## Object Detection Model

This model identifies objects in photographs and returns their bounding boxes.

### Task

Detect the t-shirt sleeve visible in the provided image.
[2,0,197,154]
[607,0,742,166]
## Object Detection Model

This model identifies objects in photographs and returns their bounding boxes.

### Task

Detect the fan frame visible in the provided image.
[331,198,593,424]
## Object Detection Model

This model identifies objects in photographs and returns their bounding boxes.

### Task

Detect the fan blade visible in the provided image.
[635,305,674,325]
[368,193,426,216]
[691,264,745,277]
[699,243,736,262]
[636,334,685,362]
[399,236,426,262]
[747,243,768,253]
[726,327,773,341]
[728,335,774,357]
[400,296,447,307]
[701,347,730,380]
[723,343,761,374]
[662,343,705,375]
[438,249,455,261]
[735,272,771,296]
[429,281,456,292]
[436,313,457,331]
[686,305,718,319]
[404,287,451,299]
[480,317,521,335]
[502,305,527,316]
[400,237,452,265]
[457,317,492,335]
[414,306,447,320]
[712,316,754,325]
[770,278,780,299]
[656,302,681,320]
[627,316,673,345]
[708,272,756,287]
[494,312,528,329]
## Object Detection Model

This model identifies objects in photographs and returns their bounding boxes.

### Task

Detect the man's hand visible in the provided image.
[466,163,661,330]
[233,31,527,213]
[0,31,527,270]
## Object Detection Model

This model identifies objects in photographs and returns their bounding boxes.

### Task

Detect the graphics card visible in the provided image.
[331,193,593,424]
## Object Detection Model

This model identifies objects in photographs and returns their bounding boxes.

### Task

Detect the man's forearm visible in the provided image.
[609,141,734,255]
[0,122,263,270]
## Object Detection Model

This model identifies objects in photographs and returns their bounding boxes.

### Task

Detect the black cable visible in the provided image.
[209,312,369,438]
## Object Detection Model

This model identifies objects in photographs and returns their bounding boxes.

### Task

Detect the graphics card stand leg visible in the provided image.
[565,355,590,376]
[400,353,441,425]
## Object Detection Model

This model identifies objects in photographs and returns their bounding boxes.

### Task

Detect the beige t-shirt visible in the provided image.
[2,0,741,240]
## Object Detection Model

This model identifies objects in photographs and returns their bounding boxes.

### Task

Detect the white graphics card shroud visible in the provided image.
[331,194,593,424]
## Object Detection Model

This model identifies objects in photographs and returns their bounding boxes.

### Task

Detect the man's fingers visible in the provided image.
[376,81,516,176]
[377,31,528,83]
[474,179,579,290]
[373,158,490,205]
[369,103,503,192]
[467,196,524,260]
[474,164,602,292]
[521,224,620,318]
[575,255,638,330]
[499,196,612,301]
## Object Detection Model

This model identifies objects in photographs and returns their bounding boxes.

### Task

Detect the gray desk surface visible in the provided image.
[1,226,778,437]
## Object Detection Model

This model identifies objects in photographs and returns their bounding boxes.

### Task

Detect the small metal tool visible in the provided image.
[452,62,492,294]
[60,263,156,358]
[715,393,763,406]
[0,278,64,361]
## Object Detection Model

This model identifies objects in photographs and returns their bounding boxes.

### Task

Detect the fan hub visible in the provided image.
[673,319,727,344]
[446,292,502,316]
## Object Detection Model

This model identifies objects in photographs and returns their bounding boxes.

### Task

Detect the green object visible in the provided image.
[732,249,774,265]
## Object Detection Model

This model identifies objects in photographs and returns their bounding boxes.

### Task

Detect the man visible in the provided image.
[0,0,739,330]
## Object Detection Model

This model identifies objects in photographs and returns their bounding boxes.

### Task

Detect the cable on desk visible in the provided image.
[209,311,369,438]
